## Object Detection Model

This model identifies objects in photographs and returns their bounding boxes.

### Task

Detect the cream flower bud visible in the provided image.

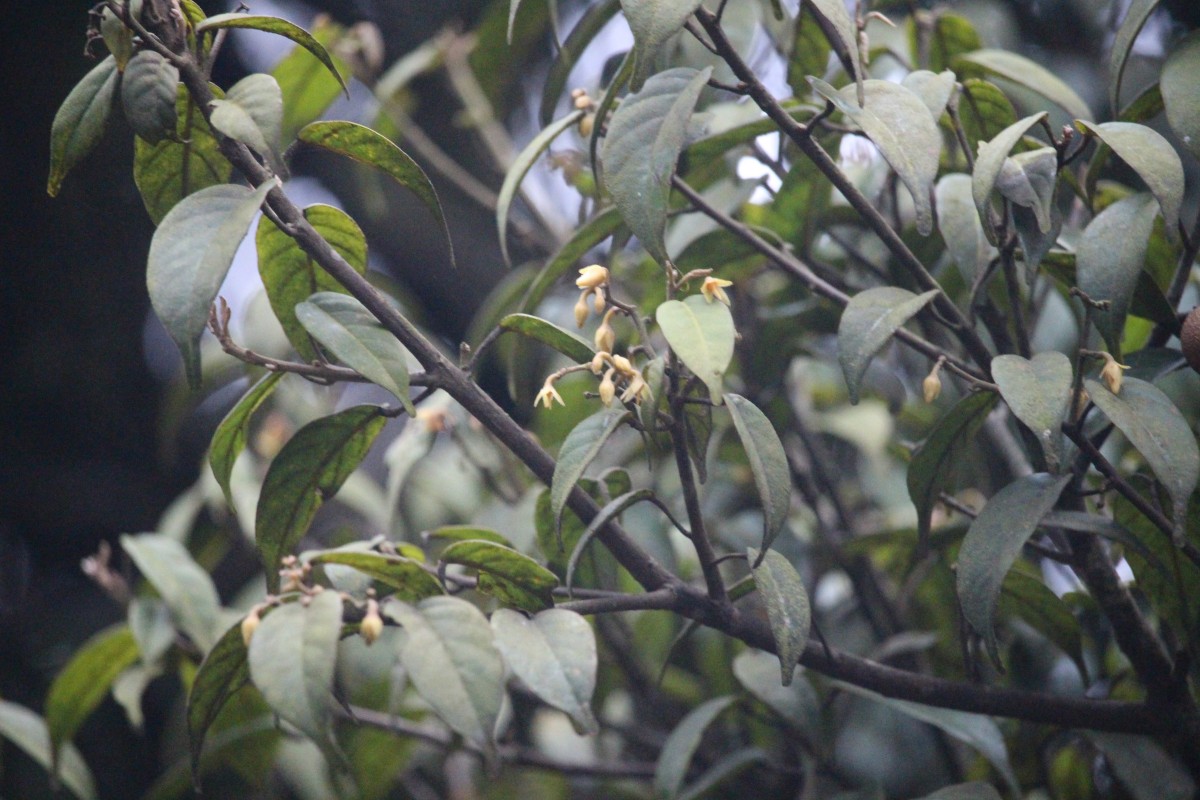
[576,264,609,290]
[611,354,634,375]
[590,352,609,374]
[922,372,942,404]
[598,369,616,406]
[574,290,590,328]
[592,287,606,314]
[578,114,595,137]
[360,599,383,645]
[1099,352,1130,395]
[594,309,616,353]
[241,607,262,647]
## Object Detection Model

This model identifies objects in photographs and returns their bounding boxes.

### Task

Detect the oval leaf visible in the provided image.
[498,111,583,265]
[811,78,941,235]
[999,570,1086,682]
[1076,192,1160,356]
[732,649,820,733]
[296,292,414,414]
[491,608,599,734]
[133,87,233,225]
[747,548,811,685]
[656,295,735,402]
[1085,376,1200,542]
[120,50,179,145]
[247,590,343,747]
[210,73,283,167]
[565,488,655,595]
[0,701,96,800]
[1161,31,1200,160]
[385,597,506,757]
[1088,731,1197,800]
[1078,121,1184,243]
[971,112,1047,244]
[46,625,139,773]
[499,313,596,364]
[837,287,939,404]
[602,66,713,265]
[991,352,1072,469]
[724,394,791,557]
[1109,0,1160,113]
[256,405,387,590]
[806,0,864,100]
[147,181,274,385]
[551,408,631,538]
[208,371,284,508]
[957,472,1072,666]
[187,621,251,777]
[197,14,348,97]
[441,540,559,612]
[654,695,736,800]
[623,0,706,90]
[427,526,514,548]
[907,391,1000,547]
[120,533,222,652]
[937,173,992,279]
[957,49,1093,122]
[298,121,453,267]
[48,56,119,196]
[306,550,444,601]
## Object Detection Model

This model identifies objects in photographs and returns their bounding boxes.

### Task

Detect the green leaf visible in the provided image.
[837,287,939,404]
[1085,376,1200,542]
[48,56,119,196]
[306,550,444,601]
[924,13,982,73]
[1111,0,1161,113]
[788,10,833,92]
[491,608,598,733]
[747,548,811,685]
[120,50,178,145]
[1161,31,1200,160]
[1076,193,1160,356]
[187,621,251,777]
[806,0,863,102]
[427,526,514,548]
[995,147,1057,234]
[907,392,999,546]
[810,78,941,235]
[656,295,735,402]
[654,695,736,800]
[441,540,559,612]
[903,69,957,121]
[498,313,596,364]
[957,473,1072,666]
[833,681,1018,796]
[209,372,284,508]
[498,110,584,266]
[915,782,1002,800]
[1089,732,1197,800]
[385,597,505,757]
[256,405,387,590]
[731,649,820,733]
[197,14,347,97]
[542,0,621,125]
[724,394,791,558]
[133,86,233,225]
[298,121,454,266]
[147,181,274,385]
[247,590,343,750]
[257,204,367,361]
[1078,121,1184,243]
[209,73,283,167]
[296,292,414,414]
[677,747,769,800]
[936,173,991,280]
[999,570,1086,681]
[622,0,707,90]
[957,79,1018,151]
[565,489,654,595]
[971,112,1047,245]
[551,408,631,538]
[991,352,1072,470]
[100,4,137,70]
[120,533,222,652]
[602,66,713,265]
[273,16,350,143]
[0,701,96,800]
[46,625,140,772]
[957,49,1093,122]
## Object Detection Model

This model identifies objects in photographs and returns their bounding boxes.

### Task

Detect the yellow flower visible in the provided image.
[534,377,566,409]
[701,276,733,305]
[576,264,609,290]
[1099,352,1130,395]
[620,372,649,404]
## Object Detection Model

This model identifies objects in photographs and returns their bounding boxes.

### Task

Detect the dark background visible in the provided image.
[3,1,1199,797]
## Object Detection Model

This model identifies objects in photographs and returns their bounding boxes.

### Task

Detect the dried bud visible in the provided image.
[598,369,616,406]
[360,599,383,645]
[574,290,590,328]
[1098,352,1129,395]
[923,371,942,403]
[576,264,609,290]
[241,607,262,647]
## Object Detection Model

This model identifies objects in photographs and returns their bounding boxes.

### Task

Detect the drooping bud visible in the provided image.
[578,114,595,138]
[592,287,606,314]
[360,599,383,645]
[576,264,609,290]
[598,369,616,406]
[923,371,942,404]
[594,309,616,353]
[574,290,590,328]
[1098,352,1129,395]
[241,606,262,647]
[590,352,609,374]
